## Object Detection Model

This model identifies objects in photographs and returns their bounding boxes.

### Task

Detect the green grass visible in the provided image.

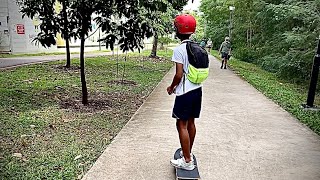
[0,50,111,58]
[211,50,320,135]
[0,50,173,179]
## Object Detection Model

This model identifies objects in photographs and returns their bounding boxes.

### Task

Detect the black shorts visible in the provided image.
[172,87,202,120]
[221,52,230,60]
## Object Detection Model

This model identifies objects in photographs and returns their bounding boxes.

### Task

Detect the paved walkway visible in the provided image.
[83,56,320,180]
[0,52,115,69]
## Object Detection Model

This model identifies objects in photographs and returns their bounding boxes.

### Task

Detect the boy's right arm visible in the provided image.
[167,63,183,95]
[167,48,184,95]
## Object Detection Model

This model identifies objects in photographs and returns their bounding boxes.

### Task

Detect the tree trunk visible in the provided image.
[80,28,88,105]
[247,29,249,47]
[121,52,127,83]
[160,42,164,50]
[150,32,158,57]
[65,38,71,67]
[250,22,253,48]
[62,1,71,68]
[116,44,119,77]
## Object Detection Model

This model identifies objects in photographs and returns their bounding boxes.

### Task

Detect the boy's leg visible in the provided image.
[187,118,196,152]
[176,119,192,162]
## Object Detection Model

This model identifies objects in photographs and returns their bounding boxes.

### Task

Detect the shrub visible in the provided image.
[233,47,258,63]
[258,54,284,73]
[277,51,313,82]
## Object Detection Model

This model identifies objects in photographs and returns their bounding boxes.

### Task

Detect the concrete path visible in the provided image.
[0,52,115,69]
[83,56,320,180]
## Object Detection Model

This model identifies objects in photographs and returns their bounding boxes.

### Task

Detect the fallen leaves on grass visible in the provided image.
[107,80,137,86]
[74,155,82,161]
[53,65,80,72]
[12,153,22,158]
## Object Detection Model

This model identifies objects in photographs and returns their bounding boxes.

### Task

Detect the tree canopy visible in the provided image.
[200,0,320,82]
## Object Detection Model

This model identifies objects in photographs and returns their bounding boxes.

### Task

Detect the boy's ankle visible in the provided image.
[185,158,192,163]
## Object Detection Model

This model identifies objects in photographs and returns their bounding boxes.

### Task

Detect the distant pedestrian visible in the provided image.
[219,37,231,69]
[199,40,206,48]
[207,40,212,53]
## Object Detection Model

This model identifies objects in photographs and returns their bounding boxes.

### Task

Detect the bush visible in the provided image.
[258,54,284,73]
[277,51,313,82]
[233,47,258,63]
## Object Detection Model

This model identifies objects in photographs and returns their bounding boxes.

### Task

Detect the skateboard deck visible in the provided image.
[173,148,200,180]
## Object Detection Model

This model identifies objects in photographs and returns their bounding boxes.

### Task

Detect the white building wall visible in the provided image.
[0,0,10,52]
[7,0,57,54]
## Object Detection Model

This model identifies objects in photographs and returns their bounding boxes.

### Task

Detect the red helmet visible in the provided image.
[174,14,196,34]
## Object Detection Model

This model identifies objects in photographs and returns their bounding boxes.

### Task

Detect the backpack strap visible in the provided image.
[183,41,192,93]
[180,40,193,93]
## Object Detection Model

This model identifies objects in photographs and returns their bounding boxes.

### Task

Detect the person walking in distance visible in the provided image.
[207,39,212,53]
[167,14,209,171]
[219,37,232,69]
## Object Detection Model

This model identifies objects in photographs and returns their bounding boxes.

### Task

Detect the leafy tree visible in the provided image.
[18,0,59,47]
[59,0,76,68]
[158,36,172,50]
[143,2,183,58]
[18,0,77,68]
[201,0,320,82]
[187,11,205,43]
[18,0,188,104]
[200,0,231,49]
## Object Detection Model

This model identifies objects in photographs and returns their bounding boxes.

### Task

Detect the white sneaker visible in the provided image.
[180,150,194,161]
[170,157,195,171]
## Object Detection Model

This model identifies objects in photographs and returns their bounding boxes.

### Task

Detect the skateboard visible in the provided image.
[173,148,200,180]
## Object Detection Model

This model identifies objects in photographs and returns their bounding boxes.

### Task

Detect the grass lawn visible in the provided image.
[211,50,320,135]
[0,50,111,58]
[0,50,173,179]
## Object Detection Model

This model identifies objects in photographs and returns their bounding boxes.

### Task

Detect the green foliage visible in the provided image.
[158,36,172,44]
[141,1,184,56]
[200,0,230,48]
[258,54,284,73]
[187,11,206,43]
[201,0,320,83]
[232,46,257,63]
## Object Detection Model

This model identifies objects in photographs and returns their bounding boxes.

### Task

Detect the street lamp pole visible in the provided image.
[305,37,320,108]
[229,6,235,40]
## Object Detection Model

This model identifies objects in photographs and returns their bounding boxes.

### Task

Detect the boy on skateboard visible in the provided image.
[167,14,207,171]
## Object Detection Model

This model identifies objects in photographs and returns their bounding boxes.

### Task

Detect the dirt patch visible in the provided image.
[59,98,112,113]
[57,91,143,113]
